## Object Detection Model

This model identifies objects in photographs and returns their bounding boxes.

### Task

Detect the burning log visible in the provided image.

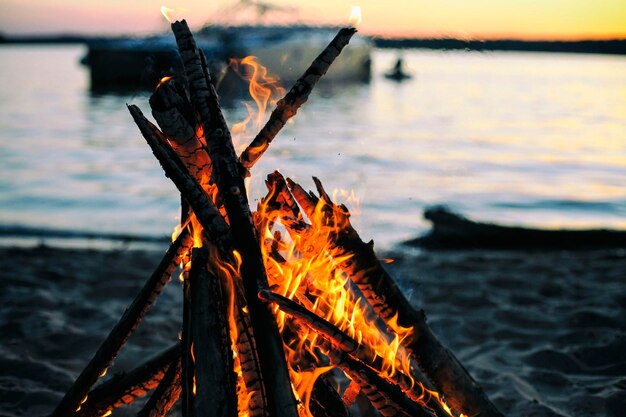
[341,380,360,408]
[50,231,192,417]
[128,105,232,252]
[137,353,183,417]
[326,346,435,417]
[150,79,214,193]
[171,19,299,417]
[286,177,504,417]
[75,344,180,417]
[187,246,237,417]
[260,291,449,417]
[239,28,357,172]
[309,377,351,417]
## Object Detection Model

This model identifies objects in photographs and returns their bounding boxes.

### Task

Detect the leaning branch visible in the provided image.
[76,344,180,417]
[128,104,232,252]
[50,232,192,417]
[239,28,357,171]
[137,353,182,417]
[171,19,299,417]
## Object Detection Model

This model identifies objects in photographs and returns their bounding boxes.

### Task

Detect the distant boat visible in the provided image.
[82,25,372,91]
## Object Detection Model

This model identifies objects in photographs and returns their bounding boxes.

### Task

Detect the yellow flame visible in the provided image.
[160,6,185,23]
[229,56,284,151]
[349,6,362,27]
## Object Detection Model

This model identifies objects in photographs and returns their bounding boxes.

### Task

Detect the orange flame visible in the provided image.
[229,56,284,151]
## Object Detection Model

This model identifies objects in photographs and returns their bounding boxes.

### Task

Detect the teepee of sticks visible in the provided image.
[50,19,504,417]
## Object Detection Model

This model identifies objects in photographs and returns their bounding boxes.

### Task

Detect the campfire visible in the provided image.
[50,19,503,417]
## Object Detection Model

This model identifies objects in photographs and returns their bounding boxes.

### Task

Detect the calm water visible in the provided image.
[1,45,625,249]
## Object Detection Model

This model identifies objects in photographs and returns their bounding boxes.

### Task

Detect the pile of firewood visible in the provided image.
[50,20,503,417]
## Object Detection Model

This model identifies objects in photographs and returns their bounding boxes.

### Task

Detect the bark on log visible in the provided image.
[150,80,214,193]
[137,354,182,417]
[181,273,194,417]
[189,247,237,417]
[326,347,435,417]
[230,282,270,417]
[76,344,180,417]
[128,104,232,252]
[310,376,351,417]
[171,20,299,417]
[50,231,192,417]
[287,178,504,417]
[260,291,448,417]
[239,28,357,172]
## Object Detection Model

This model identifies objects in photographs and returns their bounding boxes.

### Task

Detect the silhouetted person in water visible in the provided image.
[385,57,411,81]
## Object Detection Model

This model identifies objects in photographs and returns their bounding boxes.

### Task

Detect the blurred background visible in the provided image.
[1,0,625,249]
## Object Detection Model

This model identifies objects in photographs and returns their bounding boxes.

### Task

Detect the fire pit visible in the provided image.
[49,19,503,417]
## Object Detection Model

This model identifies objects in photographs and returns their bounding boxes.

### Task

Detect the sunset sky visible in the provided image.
[1,0,625,40]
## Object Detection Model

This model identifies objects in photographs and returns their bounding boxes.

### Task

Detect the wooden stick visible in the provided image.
[151,80,214,192]
[309,376,351,417]
[260,291,448,417]
[326,347,435,417]
[287,178,504,417]
[50,231,192,417]
[189,246,237,417]
[239,28,357,172]
[137,354,182,417]
[75,344,180,417]
[230,281,270,417]
[181,271,194,417]
[128,104,232,252]
[172,19,299,417]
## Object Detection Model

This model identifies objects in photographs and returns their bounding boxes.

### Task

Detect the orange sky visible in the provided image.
[1,0,625,39]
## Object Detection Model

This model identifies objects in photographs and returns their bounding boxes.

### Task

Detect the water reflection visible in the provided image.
[0,46,625,249]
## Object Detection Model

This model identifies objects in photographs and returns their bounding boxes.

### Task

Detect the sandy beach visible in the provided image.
[1,244,624,417]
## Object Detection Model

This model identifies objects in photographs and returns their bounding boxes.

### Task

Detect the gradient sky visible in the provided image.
[1,0,625,39]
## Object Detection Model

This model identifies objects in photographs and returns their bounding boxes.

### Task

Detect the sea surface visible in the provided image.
[1,45,626,248]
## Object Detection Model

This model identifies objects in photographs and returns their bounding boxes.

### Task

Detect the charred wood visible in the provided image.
[50,231,192,417]
[309,376,351,417]
[171,19,299,417]
[260,291,448,417]
[326,347,435,417]
[287,178,504,417]
[137,354,182,417]
[188,247,237,417]
[128,105,232,252]
[239,28,357,172]
[76,344,180,417]
[150,80,214,192]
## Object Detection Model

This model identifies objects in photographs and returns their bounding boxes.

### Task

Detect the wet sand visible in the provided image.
[1,245,624,416]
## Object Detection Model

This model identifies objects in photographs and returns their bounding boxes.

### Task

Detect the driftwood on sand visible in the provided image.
[406,205,626,249]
